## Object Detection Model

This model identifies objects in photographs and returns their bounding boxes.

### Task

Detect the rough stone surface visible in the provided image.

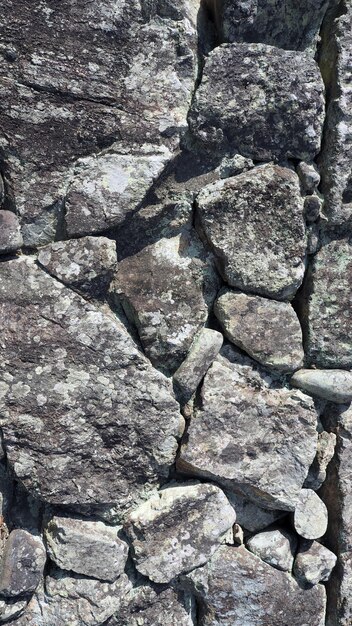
[0,598,28,623]
[45,516,129,582]
[111,235,217,374]
[247,527,297,572]
[38,237,117,298]
[294,540,337,586]
[189,43,325,161]
[125,482,236,583]
[0,211,23,254]
[178,346,319,511]
[294,490,328,540]
[214,290,304,371]
[225,492,284,533]
[196,165,307,300]
[297,163,321,194]
[0,530,46,598]
[305,430,336,491]
[0,257,183,517]
[210,0,336,51]
[173,328,223,403]
[183,545,326,626]
[291,369,352,403]
[305,237,352,368]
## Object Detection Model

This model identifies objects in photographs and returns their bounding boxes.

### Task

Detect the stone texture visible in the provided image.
[214,290,304,371]
[304,195,323,223]
[225,492,284,533]
[0,257,183,517]
[111,235,218,374]
[305,237,352,368]
[38,236,117,298]
[247,527,297,572]
[0,530,46,597]
[173,328,223,403]
[291,369,352,403]
[0,1,199,246]
[210,0,336,51]
[294,540,337,586]
[125,482,236,583]
[45,516,129,582]
[196,165,307,300]
[0,598,28,623]
[0,211,23,254]
[189,43,325,161]
[294,490,328,540]
[178,346,319,511]
[183,545,326,626]
[297,163,321,194]
[305,430,336,491]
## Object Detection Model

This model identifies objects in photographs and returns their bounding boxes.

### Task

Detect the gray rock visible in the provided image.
[45,516,129,582]
[125,482,236,583]
[38,237,117,298]
[0,257,183,517]
[111,235,217,374]
[297,163,321,194]
[305,431,336,491]
[225,492,285,533]
[196,165,307,300]
[0,211,23,254]
[304,195,323,223]
[217,155,254,179]
[173,328,223,403]
[178,346,319,511]
[294,540,337,586]
[0,598,28,623]
[0,530,46,597]
[210,0,336,51]
[183,545,326,626]
[214,290,304,371]
[294,490,328,540]
[291,369,352,404]
[305,238,352,368]
[189,43,325,161]
[247,527,297,572]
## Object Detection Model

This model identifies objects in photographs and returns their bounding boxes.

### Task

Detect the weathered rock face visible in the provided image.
[125,482,236,583]
[38,237,117,298]
[247,527,297,572]
[294,490,328,540]
[0,211,23,255]
[0,257,183,516]
[305,237,352,368]
[305,430,336,491]
[189,44,325,160]
[225,492,284,533]
[291,369,352,403]
[0,530,46,598]
[196,165,307,300]
[214,290,304,371]
[44,517,129,582]
[0,1,199,246]
[183,545,326,626]
[178,346,319,511]
[294,540,337,586]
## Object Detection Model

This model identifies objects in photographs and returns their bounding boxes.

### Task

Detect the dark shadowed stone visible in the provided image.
[294,490,328,540]
[0,257,183,518]
[294,540,337,586]
[0,530,46,598]
[178,345,319,511]
[125,482,236,583]
[305,237,352,368]
[189,43,325,161]
[196,165,307,300]
[214,290,304,371]
[38,237,117,298]
[225,492,285,533]
[182,545,326,626]
[0,211,23,254]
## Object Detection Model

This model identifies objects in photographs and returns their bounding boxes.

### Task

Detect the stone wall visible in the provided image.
[0,1,350,624]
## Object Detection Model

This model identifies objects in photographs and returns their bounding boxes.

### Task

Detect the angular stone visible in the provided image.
[107,584,195,626]
[45,516,129,582]
[214,290,304,371]
[305,238,352,368]
[247,527,297,572]
[294,490,328,540]
[111,235,215,374]
[225,492,285,533]
[173,328,223,403]
[304,195,323,223]
[178,346,319,511]
[210,0,335,51]
[0,211,23,254]
[297,162,321,194]
[0,257,183,517]
[291,369,352,403]
[0,530,46,597]
[183,545,326,626]
[305,430,336,491]
[125,482,236,583]
[189,44,325,161]
[196,165,307,300]
[38,237,117,298]
[0,598,28,623]
[294,540,337,586]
